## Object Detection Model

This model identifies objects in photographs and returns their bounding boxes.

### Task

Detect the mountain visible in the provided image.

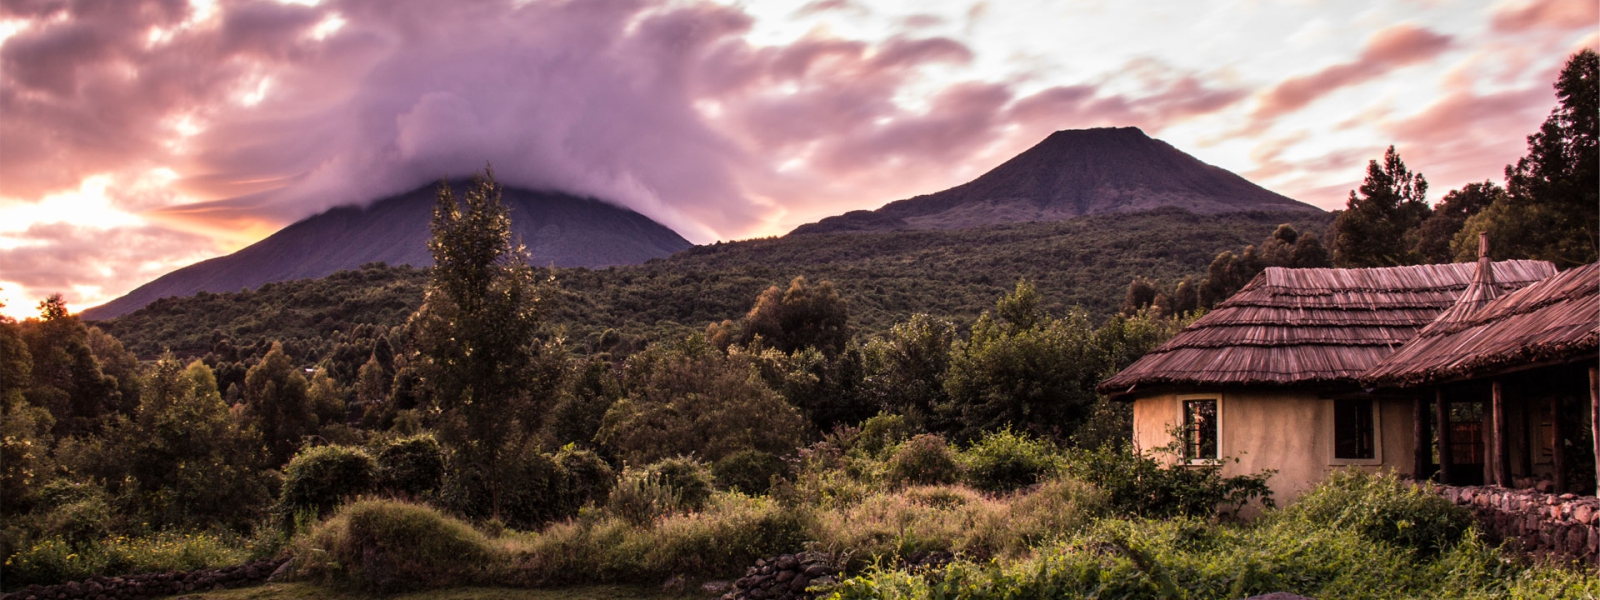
[83,185,692,319]
[98,207,1332,359]
[790,127,1319,235]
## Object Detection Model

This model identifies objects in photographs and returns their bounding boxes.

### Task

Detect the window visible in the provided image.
[1334,399,1375,459]
[1183,399,1218,460]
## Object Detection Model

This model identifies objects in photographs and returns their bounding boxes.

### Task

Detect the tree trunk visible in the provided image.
[1590,367,1598,498]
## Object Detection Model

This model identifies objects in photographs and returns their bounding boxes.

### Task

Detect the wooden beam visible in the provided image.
[1552,397,1566,494]
[1591,367,1598,498]
[1436,389,1452,485]
[1413,394,1429,480]
[1493,379,1510,487]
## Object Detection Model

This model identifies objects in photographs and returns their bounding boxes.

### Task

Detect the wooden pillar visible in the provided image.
[1413,394,1430,480]
[1492,379,1510,487]
[1590,367,1598,498]
[1436,389,1452,485]
[1552,397,1566,494]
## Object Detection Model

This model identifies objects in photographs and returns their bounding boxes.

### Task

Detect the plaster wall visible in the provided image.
[1131,390,1417,503]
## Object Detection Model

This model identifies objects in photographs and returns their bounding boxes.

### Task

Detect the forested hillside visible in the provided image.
[98,207,1330,361]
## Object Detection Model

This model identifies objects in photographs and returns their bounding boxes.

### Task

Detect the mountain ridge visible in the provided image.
[83,185,692,319]
[791,127,1319,235]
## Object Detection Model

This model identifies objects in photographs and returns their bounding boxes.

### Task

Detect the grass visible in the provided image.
[166,583,699,600]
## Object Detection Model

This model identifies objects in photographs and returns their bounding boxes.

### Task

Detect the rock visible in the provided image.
[790,576,811,592]
[777,555,799,570]
[267,560,294,583]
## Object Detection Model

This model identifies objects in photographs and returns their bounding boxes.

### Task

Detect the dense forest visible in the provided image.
[2,49,1595,600]
[97,207,1328,364]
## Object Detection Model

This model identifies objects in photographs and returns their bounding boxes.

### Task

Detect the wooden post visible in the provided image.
[1590,367,1598,498]
[1436,389,1452,485]
[1552,397,1566,494]
[1413,394,1430,480]
[1493,379,1510,487]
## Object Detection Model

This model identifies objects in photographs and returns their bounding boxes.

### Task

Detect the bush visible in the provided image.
[40,495,114,546]
[278,445,378,525]
[1288,469,1472,556]
[514,493,815,585]
[713,450,790,495]
[886,434,963,486]
[1063,444,1273,519]
[606,470,683,526]
[962,428,1060,492]
[555,445,616,512]
[440,443,561,530]
[856,413,916,456]
[3,532,250,589]
[641,456,714,510]
[291,499,497,592]
[375,435,444,499]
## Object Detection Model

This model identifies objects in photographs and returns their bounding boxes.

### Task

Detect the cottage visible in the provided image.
[1097,258,1555,502]
[1365,255,1598,495]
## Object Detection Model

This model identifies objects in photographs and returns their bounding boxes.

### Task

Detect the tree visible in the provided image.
[597,336,805,465]
[403,168,557,519]
[242,342,314,465]
[20,294,120,437]
[737,276,852,355]
[1328,146,1432,267]
[123,358,274,529]
[862,313,957,421]
[1410,181,1502,263]
[943,281,1106,441]
[1457,49,1598,266]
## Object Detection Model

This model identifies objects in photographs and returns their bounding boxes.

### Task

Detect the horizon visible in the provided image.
[1,0,1595,319]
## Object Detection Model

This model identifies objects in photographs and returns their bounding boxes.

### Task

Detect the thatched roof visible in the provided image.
[1098,260,1556,398]
[1364,262,1599,388]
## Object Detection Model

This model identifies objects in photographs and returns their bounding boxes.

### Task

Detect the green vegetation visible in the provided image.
[96,207,1329,362]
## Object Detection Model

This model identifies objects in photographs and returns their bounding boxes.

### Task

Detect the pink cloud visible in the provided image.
[1252,24,1453,121]
[1491,0,1599,32]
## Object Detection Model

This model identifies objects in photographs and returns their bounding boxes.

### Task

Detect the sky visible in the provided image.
[0,0,1594,320]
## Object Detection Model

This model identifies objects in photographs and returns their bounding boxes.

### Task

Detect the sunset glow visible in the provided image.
[1,0,1594,319]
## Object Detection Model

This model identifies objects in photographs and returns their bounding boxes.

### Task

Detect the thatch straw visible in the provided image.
[1097,260,1556,397]
[1364,262,1598,388]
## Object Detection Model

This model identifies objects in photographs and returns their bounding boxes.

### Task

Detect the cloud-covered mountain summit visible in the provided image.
[83,185,691,319]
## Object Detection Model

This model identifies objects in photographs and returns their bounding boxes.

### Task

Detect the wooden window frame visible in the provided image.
[1178,394,1222,465]
[1327,397,1383,466]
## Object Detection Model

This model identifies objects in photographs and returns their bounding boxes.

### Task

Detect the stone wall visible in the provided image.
[1434,484,1598,565]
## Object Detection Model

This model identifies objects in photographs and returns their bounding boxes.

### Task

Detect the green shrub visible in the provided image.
[606,470,683,526]
[375,435,444,499]
[886,434,963,486]
[441,443,561,530]
[3,532,249,589]
[856,413,916,456]
[962,428,1060,492]
[278,445,378,525]
[40,496,113,546]
[555,445,616,512]
[292,499,497,592]
[713,449,790,494]
[641,456,714,510]
[1064,444,1273,518]
[1287,469,1472,557]
[514,493,814,585]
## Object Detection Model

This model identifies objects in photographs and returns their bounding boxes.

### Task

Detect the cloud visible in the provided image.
[1251,24,1453,122]
[0,222,220,311]
[1491,0,1599,33]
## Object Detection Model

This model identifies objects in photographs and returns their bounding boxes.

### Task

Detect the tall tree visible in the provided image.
[241,342,314,465]
[1328,146,1432,267]
[404,169,555,519]
[1456,49,1598,266]
[1411,181,1502,263]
